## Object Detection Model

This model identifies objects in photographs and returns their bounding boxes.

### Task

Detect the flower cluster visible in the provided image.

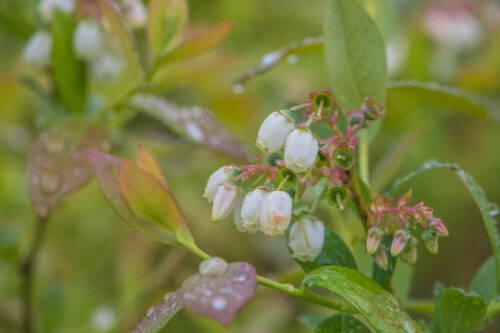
[366,191,449,268]
[23,0,146,80]
[204,90,384,261]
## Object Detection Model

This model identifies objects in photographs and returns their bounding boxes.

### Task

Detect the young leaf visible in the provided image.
[323,0,387,113]
[438,288,487,333]
[372,236,397,290]
[152,21,232,73]
[289,229,357,272]
[131,94,250,161]
[315,314,371,333]
[387,81,488,119]
[132,293,183,333]
[180,262,257,326]
[303,266,422,333]
[51,10,86,113]
[388,160,500,298]
[136,146,168,188]
[147,0,188,55]
[469,256,495,303]
[28,121,110,218]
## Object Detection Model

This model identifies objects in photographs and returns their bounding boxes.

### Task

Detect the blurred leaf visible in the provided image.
[131,94,250,161]
[180,262,257,326]
[289,229,357,272]
[51,10,86,113]
[387,81,488,119]
[136,145,168,188]
[315,314,371,332]
[372,236,397,290]
[323,0,387,113]
[303,266,422,333]
[0,10,34,39]
[438,288,487,333]
[234,36,324,86]
[28,120,110,218]
[432,282,446,333]
[152,21,232,74]
[147,0,188,55]
[297,314,329,329]
[469,257,495,303]
[99,0,143,104]
[132,293,183,333]
[389,160,500,298]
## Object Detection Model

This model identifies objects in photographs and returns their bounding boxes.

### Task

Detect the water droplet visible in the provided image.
[286,54,299,64]
[232,84,245,94]
[41,172,59,194]
[199,257,228,276]
[261,52,280,66]
[211,296,227,311]
[146,306,155,317]
[234,275,246,282]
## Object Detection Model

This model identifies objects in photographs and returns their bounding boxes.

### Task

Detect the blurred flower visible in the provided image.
[123,0,147,28]
[90,53,122,81]
[73,19,105,61]
[259,191,292,236]
[39,0,75,22]
[288,216,325,261]
[91,306,116,331]
[240,188,269,233]
[256,111,294,153]
[204,166,232,203]
[211,183,237,222]
[23,31,52,68]
[284,129,318,173]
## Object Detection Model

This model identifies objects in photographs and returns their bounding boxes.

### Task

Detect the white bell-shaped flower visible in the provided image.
[39,0,75,22]
[259,190,292,236]
[240,188,269,232]
[90,53,122,81]
[123,0,147,28]
[204,166,231,203]
[284,129,318,173]
[256,111,294,153]
[23,31,52,68]
[73,20,104,61]
[289,217,325,261]
[211,183,237,222]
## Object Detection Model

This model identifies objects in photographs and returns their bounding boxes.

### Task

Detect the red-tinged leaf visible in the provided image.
[180,262,257,326]
[136,146,168,188]
[119,160,184,232]
[28,121,110,219]
[147,0,188,55]
[131,94,250,161]
[152,21,232,72]
[132,293,183,333]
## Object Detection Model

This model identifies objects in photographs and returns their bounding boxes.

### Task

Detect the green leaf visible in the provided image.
[323,0,387,113]
[289,229,357,272]
[469,257,495,303]
[131,293,183,333]
[387,81,488,120]
[438,288,487,333]
[147,0,188,55]
[315,314,371,332]
[51,10,86,113]
[372,236,397,290]
[303,266,422,333]
[388,160,500,298]
[432,282,446,333]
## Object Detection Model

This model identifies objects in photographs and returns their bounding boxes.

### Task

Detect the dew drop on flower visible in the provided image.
[211,296,227,311]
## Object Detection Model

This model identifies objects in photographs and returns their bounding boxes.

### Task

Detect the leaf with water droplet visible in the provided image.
[437,288,487,333]
[131,94,250,161]
[28,120,110,218]
[179,262,257,326]
[131,292,183,333]
[315,314,371,333]
[303,266,422,333]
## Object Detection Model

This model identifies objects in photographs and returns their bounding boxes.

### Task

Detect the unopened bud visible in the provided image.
[123,0,147,28]
[390,229,411,257]
[259,191,292,236]
[23,31,52,68]
[289,217,325,261]
[400,242,418,265]
[199,257,228,276]
[73,20,104,61]
[424,234,439,254]
[39,0,75,22]
[347,109,364,127]
[284,129,318,173]
[431,218,448,237]
[240,188,269,232]
[257,111,294,153]
[374,248,389,270]
[366,226,384,255]
[211,183,237,222]
[333,147,354,170]
[204,166,231,203]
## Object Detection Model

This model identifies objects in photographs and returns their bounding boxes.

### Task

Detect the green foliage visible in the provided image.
[147,0,188,55]
[315,314,371,332]
[437,288,487,333]
[469,257,496,303]
[132,293,183,333]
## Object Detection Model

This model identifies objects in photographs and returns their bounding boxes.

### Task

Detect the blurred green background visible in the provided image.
[1,0,500,332]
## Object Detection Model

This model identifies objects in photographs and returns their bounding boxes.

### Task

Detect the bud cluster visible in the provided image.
[366,191,449,268]
[203,91,384,261]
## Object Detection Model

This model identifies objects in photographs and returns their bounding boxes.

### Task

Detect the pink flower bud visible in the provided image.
[259,191,292,236]
[284,129,319,173]
[256,111,294,152]
[288,217,325,261]
[390,229,411,257]
[123,0,147,28]
[366,226,384,255]
[240,188,269,233]
[374,248,389,270]
[431,218,448,237]
[204,166,231,203]
[211,183,237,222]
[401,244,418,265]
